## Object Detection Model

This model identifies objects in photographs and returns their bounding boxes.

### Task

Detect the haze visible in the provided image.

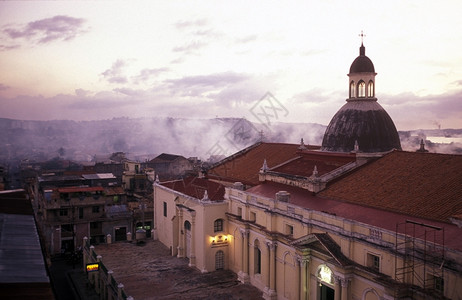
[1,1,462,131]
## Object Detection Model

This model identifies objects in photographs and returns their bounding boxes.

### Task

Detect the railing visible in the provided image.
[83,237,131,300]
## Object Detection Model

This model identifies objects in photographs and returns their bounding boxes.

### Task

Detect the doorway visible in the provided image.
[215,250,224,270]
[318,283,334,300]
[184,221,191,258]
[115,227,127,241]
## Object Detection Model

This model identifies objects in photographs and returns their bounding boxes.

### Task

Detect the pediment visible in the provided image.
[291,233,351,267]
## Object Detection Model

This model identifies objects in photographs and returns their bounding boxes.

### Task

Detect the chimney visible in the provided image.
[276,191,290,202]
[233,182,244,190]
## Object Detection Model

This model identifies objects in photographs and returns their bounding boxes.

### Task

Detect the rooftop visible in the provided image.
[161,176,225,201]
[272,150,356,177]
[150,153,186,163]
[319,150,462,223]
[0,190,53,299]
[247,181,462,252]
[208,142,319,186]
[94,240,263,300]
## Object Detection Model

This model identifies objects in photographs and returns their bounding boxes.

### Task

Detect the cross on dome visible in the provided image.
[359,30,366,44]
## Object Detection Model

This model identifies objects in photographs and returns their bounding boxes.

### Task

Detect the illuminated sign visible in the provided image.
[86,263,99,272]
[211,235,229,245]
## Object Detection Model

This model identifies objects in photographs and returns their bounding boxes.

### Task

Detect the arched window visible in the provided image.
[368,81,374,97]
[358,81,366,97]
[184,220,191,231]
[214,219,223,232]
[215,250,224,270]
[254,240,261,274]
[317,264,334,285]
[350,81,355,98]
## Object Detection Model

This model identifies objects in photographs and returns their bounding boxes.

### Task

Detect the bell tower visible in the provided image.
[348,32,377,101]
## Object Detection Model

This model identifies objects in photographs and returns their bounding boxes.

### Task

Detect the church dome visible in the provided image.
[349,44,375,74]
[321,101,401,152]
[321,41,401,153]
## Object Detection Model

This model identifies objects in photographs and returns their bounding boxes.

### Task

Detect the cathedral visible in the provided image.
[153,42,462,300]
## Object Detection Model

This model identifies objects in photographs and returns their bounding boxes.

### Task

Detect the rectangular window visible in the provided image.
[250,212,256,222]
[79,207,84,219]
[255,248,261,274]
[163,202,167,217]
[433,275,444,293]
[59,209,68,216]
[286,224,294,236]
[92,206,100,213]
[214,219,223,232]
[367,253,380,271]
[237,207,242,218]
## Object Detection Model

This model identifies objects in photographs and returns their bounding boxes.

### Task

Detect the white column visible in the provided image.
[177,209,183,257]
[298,257,309,300]
[340,278,349,300]
[334,276,341,300]
[238,228,250,283]
[189,212,196,267]
[264,240,277,300]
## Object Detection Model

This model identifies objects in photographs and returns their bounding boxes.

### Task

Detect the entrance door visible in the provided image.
[115,227,127,241]
[319,283,334,300]
[184,221,191,258]
[215,250,224,270]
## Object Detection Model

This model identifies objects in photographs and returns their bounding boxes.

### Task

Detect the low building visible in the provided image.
[0,189,53,299]
[153,176,228,272]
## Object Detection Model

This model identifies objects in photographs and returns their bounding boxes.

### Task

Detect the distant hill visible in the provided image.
[0,117,460,164]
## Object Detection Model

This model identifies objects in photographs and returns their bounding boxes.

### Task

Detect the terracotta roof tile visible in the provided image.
[161,177,225,201]
[273,151,356,177]
[246,181,462,252]
[208,142,319,185]
[319,150,462,223]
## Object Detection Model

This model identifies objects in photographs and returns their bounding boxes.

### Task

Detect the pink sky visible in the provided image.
[1,1,462,130]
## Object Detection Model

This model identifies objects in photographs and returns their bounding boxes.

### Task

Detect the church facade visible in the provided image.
[153,43,462,300]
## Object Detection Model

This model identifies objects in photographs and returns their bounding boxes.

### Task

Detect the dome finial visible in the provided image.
[359,31,366,56]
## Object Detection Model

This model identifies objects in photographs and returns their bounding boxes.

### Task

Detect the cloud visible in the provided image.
[172,40,207,54]
[2,15,87,46]
[100,59,129,84]
[165,72,250,98]
[380,90,462,129]
[132,68,169,84]
[113,88,147,97]
[174,19,208,29]
[235,35,258,44]
[0,83,10,91]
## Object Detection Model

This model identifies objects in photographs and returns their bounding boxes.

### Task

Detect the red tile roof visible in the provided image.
[247,181,462,252]
[208,142,319,185]
[161,177,225,201]
[272,150,356,177]
[319,150,462,223]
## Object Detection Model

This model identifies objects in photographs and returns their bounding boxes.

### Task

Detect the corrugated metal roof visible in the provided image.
[0,190,53,298]
[57,186,104,193]
[82,173,116,180]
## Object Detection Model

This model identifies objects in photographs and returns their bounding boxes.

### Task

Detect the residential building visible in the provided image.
[146,153,193,180]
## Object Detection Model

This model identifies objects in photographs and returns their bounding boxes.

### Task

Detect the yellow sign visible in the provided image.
[86,263,99,272]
